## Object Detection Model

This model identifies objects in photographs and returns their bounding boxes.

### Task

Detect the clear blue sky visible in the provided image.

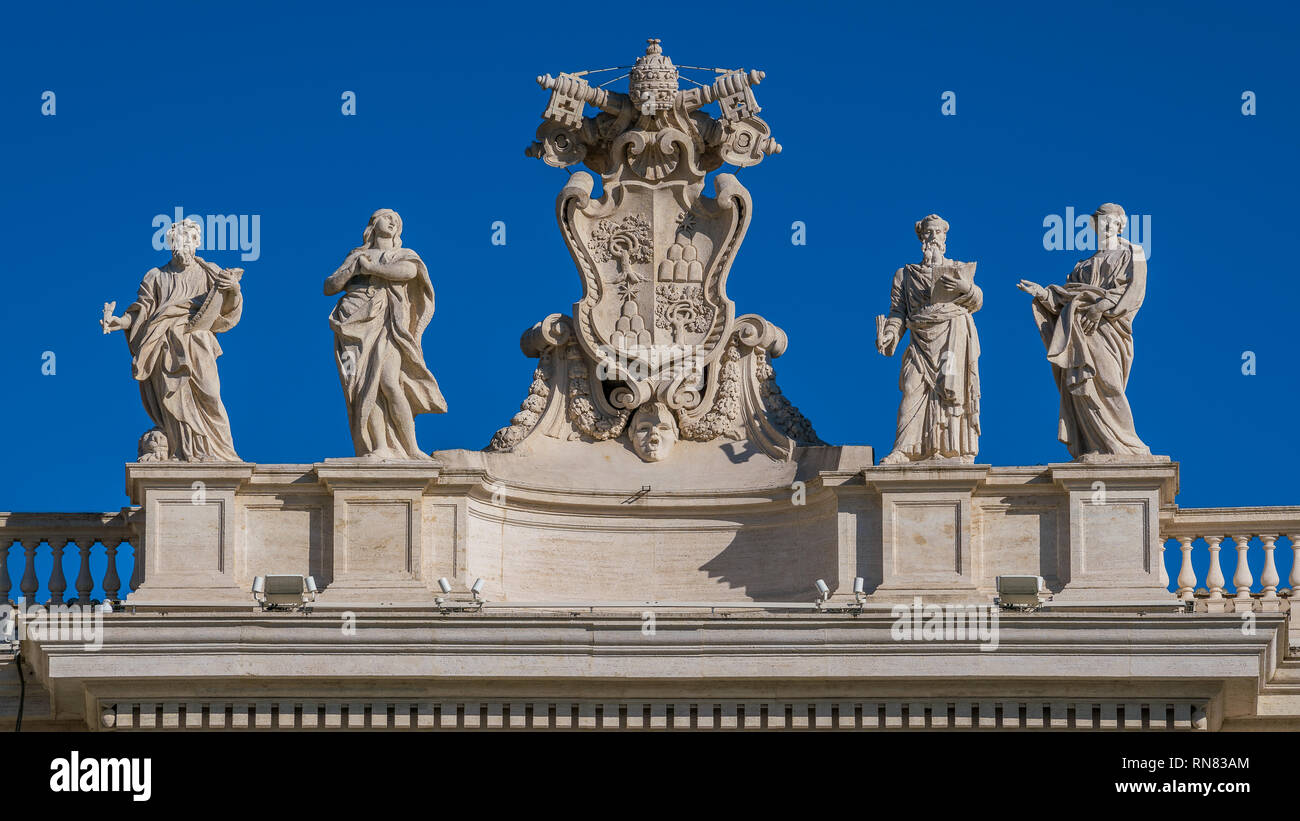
[1,0,1295,524]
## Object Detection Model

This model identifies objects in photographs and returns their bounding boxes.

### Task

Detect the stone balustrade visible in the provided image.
[0,510,139,605]
[5,489,1297,614]
[1160,507,1300,610]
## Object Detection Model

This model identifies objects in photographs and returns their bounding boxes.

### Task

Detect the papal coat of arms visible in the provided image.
[490,39,821,462]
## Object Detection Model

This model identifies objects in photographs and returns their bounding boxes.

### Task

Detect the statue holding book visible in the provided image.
[100,218,243,462]
[875,214,982,465]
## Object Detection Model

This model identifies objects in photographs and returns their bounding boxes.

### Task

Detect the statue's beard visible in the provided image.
[922,241,945,263]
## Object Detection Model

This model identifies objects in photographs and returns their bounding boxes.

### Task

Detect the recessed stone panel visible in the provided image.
[156,500,223,573]
[342,501,412,575]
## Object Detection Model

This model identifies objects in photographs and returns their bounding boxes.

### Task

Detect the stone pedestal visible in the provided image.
[866,464,989,603]
[1049,459,1178,601]
[316,461,442,603]
[126,463,254,604]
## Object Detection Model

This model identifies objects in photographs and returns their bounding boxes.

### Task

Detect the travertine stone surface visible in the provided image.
[1018,203,1151,459]
[21,610,1295,731]
[116,453,1192,607]
[124,463,254,604]
[101,219,243,462]
[877,215,982,465]
[492,40,818,463]
[324,209,446,460]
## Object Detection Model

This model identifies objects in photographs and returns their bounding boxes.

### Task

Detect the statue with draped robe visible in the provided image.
[1017,203,1150,459]
[100,219,243,462]
[324,209,446,460]
[876,214,982,465]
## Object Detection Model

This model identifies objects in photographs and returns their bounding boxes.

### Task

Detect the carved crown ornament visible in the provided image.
[492,39,819,463]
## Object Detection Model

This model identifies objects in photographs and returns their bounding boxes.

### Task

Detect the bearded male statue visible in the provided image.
[876,214,982,465]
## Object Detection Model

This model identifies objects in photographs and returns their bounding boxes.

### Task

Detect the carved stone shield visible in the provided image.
[558,170,751,415]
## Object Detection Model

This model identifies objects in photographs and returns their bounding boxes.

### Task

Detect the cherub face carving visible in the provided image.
[629,402,679,462]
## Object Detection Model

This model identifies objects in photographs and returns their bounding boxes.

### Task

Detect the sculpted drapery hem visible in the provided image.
[123,258,241,462]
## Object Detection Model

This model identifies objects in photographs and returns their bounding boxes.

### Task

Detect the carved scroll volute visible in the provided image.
[556,172,598,302]
[698,172,752,331]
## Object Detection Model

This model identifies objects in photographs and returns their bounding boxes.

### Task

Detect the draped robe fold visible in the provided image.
[328,247,446,458]
[1030,238,1149,458]
[886,262,982,460]
[123,258,241,461]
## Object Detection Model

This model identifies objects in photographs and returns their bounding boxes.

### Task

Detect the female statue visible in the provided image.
[324,209,446,459]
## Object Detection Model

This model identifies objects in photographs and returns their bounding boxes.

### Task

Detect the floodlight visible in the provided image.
[470,578,485,599]
[814,579,830,602]
[437,577,453,594]
[995,575,1049,610]
[853,577,865,594]
[251,574,316,612]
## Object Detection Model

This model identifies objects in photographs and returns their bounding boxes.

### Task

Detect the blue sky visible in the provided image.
[1,0,1295,527]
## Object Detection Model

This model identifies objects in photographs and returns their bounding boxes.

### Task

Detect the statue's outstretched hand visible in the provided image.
[1016,279,1047,302]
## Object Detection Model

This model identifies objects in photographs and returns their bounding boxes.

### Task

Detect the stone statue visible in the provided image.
[876,215,982,465]
[490,39,821,462]
[100,219,243,462]
[324,208,446,460]
[1017,203,1150,459]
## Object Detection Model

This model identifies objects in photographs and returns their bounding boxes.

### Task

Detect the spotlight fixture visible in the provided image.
[995,575,1050,610]
[251,574,317,612]
[434,577,487,613]
[814,579,831,602]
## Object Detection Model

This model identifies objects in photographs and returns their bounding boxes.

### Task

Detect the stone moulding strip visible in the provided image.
[98,699,1209,731]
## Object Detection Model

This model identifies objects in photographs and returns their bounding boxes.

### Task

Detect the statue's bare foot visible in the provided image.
[879,450,911,466]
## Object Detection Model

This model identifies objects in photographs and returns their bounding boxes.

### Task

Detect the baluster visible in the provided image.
[0,538,12,603]
[103,539,122,603]
[1205,536,1226,600]
[1289,534,1300,595]
[1175,536,1196,600]
[1158,539,1169,589]
[1258,535,1279,600]
[128,541,142,593]
[74,538,95,605]
[47,538,68,606]
[1231,534,1254,601]
[19,538,40,605]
